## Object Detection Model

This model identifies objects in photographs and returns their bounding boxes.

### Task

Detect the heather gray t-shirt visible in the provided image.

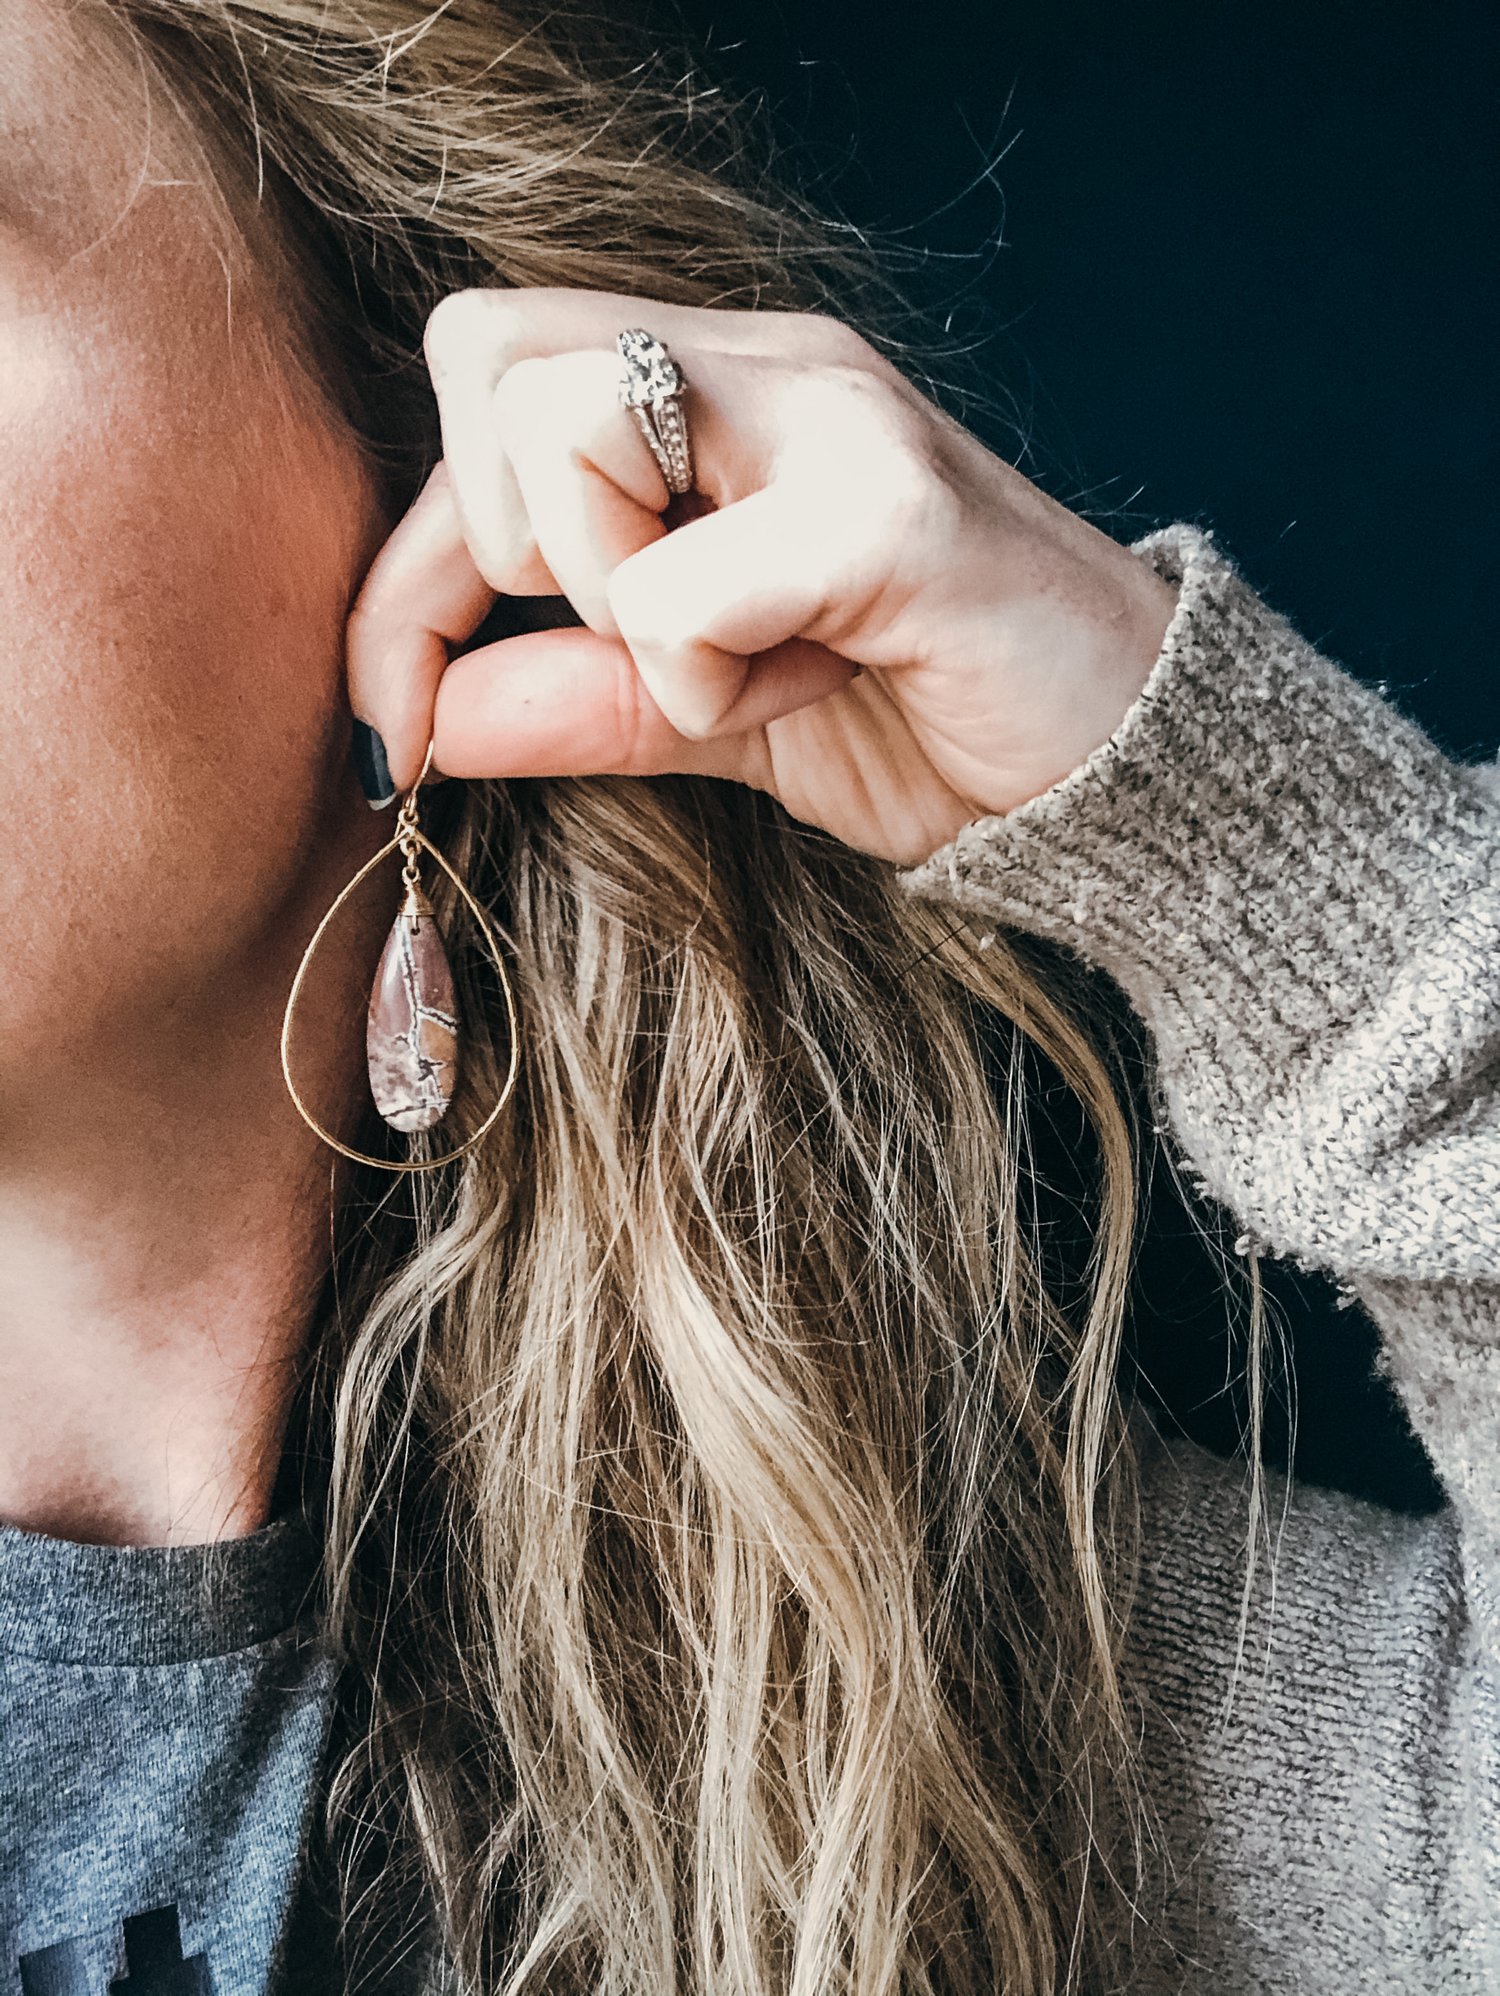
[0,1514,336,1993]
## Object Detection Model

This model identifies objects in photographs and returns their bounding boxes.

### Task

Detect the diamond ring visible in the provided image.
[616,327,695,497]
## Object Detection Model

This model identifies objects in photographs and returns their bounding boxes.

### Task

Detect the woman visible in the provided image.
[1,0,1493,1991]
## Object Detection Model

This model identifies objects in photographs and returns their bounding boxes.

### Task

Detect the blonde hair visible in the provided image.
[93,2,1272,1988]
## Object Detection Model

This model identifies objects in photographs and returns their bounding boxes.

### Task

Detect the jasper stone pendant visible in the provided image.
[367,884,461,1132]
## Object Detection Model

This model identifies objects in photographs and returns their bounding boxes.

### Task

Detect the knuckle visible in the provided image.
[818,366,934,466]
[343,597,388,655]
[817,359,911,433]
[877,438,957,537]
[604,555,650,632]
[423,286,505,370]
[798,310,878,366]
[490,352,551,423]
[830,424,954,546]
[484,540,548,595]
[613,647,654,763]
[781,358,956,543]
[607,555,679,649]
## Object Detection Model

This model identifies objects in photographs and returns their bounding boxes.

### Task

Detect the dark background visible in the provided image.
[659,0,1498,1512]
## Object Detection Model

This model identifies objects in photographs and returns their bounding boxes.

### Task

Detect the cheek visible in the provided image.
[0,332,382,1057]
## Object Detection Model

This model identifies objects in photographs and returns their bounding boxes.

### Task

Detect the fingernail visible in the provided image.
[351,718,396,809]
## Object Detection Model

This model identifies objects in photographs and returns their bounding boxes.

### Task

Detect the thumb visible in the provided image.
[429,620,849,782]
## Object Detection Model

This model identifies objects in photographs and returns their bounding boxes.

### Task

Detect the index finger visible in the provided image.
[344,459,496,797]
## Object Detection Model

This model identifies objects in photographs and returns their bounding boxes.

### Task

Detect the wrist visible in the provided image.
[988,545,1182,818]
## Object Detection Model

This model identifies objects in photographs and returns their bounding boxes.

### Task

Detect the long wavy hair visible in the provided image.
[90,2,1271,1989]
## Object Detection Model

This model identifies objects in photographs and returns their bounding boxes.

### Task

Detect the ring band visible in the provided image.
[616,327,695,496]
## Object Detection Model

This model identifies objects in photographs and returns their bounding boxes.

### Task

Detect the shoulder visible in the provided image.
[1118,1404,1496,1989]
[1126,1402,1464,1705]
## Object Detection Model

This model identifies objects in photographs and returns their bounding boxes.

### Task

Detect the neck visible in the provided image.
[0,815,390,1549]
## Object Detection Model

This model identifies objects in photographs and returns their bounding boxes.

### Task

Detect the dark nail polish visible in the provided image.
[351,718,396,809]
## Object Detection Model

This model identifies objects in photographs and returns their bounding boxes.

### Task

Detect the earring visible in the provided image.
[280,741,519,1173]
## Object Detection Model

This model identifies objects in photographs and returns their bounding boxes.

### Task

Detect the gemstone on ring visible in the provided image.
[616,327,694,494]
[617,327,682,407]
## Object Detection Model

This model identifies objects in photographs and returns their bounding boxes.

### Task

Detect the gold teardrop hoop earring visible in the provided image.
[280,741,520,1174]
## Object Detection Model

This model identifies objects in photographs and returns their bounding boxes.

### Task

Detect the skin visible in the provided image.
[1,2,1176,1547]
[350,296,1179,867]
[0,1,394,1544]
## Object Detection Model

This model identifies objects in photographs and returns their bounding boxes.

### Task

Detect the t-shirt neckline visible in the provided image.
[0,1511,322,1665]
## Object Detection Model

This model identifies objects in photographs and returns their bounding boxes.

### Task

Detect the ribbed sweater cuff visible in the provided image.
[895,520,1497,1096]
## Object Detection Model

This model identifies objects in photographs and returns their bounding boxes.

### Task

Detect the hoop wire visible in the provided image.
[280,824,520,1174]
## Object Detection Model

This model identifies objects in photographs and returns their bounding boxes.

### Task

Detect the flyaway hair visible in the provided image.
[83,3,1272,1988]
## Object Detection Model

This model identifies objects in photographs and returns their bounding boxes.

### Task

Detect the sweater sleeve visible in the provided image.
[894,520,1500,1639]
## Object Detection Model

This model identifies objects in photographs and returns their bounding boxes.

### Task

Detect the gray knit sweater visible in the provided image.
[897,520,1500,1992]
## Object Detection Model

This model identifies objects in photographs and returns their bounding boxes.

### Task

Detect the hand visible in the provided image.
[346,287,1179,869]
